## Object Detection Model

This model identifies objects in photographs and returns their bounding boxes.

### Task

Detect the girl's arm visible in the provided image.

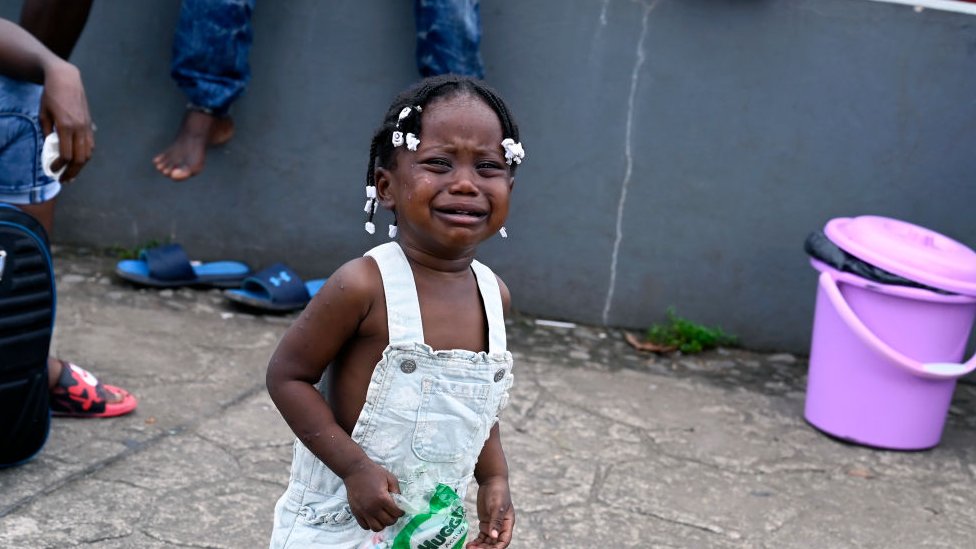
[266,258,403,532]
[469,425,515,549]
[467,274,515,548]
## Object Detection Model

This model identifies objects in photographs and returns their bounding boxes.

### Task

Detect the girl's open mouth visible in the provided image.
[433,206,488,224]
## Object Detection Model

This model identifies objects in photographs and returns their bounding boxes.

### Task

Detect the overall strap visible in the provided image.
[470,260,507,354]
[364,243,425,345]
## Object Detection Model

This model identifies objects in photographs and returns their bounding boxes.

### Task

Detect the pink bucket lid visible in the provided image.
[824,216,976,296]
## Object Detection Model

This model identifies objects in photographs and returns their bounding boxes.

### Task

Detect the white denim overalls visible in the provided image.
[270,242,514,548]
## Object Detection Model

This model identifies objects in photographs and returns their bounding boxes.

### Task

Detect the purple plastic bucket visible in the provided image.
[806,260,976,449]
[806,215,976,450]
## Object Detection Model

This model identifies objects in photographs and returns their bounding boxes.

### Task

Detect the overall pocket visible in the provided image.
[412,377,491,463]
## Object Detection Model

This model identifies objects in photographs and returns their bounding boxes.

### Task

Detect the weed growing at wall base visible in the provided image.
[645,308,737,354]
[108,239,168,260]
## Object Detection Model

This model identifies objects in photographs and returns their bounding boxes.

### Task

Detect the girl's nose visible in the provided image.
[448,168,479,194]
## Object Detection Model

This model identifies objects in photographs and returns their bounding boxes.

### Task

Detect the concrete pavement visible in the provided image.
[1,248,975,548]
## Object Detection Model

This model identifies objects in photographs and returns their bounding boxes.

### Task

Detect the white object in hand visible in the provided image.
[41,132,66,180]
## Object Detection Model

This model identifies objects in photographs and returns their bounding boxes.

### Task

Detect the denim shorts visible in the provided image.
[0,76,61,205]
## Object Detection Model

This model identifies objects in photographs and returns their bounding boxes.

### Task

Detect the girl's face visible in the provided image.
[376,94,514,257]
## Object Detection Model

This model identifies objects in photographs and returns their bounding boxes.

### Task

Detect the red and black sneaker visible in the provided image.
[49,361,138,418]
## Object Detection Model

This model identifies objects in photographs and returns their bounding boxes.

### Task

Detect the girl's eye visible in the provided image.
[424,158,451,169]
[477,161,505,172]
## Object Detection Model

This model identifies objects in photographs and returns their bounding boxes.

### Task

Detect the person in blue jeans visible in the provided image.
[0,1,138,419]
[153,0,485,181]
[414,0,485,79]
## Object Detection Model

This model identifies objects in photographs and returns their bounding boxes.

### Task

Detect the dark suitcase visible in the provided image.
[0,203,55,467]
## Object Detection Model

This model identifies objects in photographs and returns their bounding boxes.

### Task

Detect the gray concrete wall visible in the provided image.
[3,0,975,353]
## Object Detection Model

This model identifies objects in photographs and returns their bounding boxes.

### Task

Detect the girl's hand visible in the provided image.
[466,477,515,548]
[342,459,404,532]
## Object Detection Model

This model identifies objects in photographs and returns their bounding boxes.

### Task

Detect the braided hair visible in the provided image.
[363,75,521,234]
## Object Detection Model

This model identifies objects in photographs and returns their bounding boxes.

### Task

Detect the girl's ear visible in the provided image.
[375,167,395,209]
[508,177,515,192]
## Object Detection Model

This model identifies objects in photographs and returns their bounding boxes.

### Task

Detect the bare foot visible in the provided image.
[152,109,235,181]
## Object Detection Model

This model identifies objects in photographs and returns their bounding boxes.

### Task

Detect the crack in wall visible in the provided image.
[602,0,658,325]
[589,0,612,59]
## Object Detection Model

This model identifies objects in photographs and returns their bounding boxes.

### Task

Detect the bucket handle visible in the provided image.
[818,271,976,380]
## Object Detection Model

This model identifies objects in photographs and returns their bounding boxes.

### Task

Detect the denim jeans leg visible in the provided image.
[415,0,485,79]
[170,0,256,115]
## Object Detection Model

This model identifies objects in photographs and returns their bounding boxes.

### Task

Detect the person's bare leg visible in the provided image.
[152,109,235,181]
[46,357,60,387]
[15,202,125,405]
[17,202,63,388]
[17,199,55,234]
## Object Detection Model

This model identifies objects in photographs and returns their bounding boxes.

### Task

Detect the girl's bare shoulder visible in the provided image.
[305,256,384,319]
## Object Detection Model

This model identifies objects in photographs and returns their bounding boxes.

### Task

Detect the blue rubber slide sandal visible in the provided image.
[115,243,251,288]
[223,263,327,312]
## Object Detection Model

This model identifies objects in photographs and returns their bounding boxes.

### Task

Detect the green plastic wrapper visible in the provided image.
[357,483,467,549]
[392,484,467,549]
